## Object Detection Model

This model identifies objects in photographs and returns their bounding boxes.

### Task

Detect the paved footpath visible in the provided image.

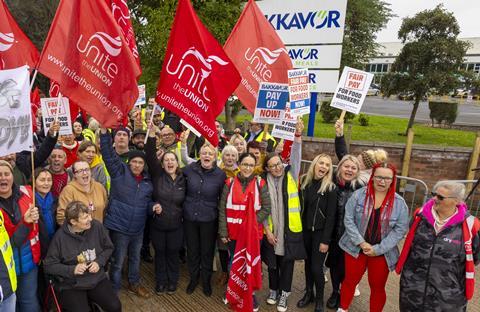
[120,258,480,312]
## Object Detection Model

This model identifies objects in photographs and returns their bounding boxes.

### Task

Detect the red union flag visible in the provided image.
[224,0,292,113]
[37,0,140,128]
[0,0,39,69]
[106,0,141,70]
[226,193,262,312]
[156,0,240,146]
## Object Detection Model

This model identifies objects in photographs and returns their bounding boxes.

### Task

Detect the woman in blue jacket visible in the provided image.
[183,143,226,297]
[99,127,160,298]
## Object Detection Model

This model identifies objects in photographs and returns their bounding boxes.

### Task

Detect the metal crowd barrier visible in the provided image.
[299,160,429,215]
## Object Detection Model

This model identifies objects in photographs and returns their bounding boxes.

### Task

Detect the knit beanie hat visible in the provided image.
[361,151,376,169]
[128,150,146,163]
[114,126,131,138]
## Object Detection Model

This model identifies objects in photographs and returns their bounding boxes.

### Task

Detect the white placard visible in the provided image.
[0,65,33,156]
[330,66,374,114]
[288,69,310,116]
[257,0,348,45]
[253,82,289,124]
[41,97,73,136]
[272,103,296,141]
[288,45,342,69]
[135,84,146,106]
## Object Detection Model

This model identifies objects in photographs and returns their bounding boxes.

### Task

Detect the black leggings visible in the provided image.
[303,230,327,299]
[327,241,345,293]
[58,278,121,312]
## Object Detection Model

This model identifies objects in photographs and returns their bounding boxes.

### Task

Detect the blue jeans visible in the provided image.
[16,267,40,312]
[0,293,16,312]
[109,230,143,290]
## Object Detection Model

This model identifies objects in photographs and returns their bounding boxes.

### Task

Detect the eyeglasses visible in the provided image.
[268,162,283,170]
[374,176,393,182]
[74,168,90,175]
[431,191,456,201]
[161,133,175,137]
[240,163,255,168]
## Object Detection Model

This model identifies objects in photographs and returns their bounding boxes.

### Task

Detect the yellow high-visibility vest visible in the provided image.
[268,172,302,233]
[0,211,17,292]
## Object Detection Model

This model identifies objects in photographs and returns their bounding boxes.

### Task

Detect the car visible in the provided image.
[367,84,380,96]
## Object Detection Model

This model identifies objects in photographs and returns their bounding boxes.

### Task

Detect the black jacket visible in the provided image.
[333,175,364,241]
[145,137,186,230]
[183,161,226,222]
[16,133,58,180]
[334,135,348,162]
[43,220,113,290]
[299,178,337,244]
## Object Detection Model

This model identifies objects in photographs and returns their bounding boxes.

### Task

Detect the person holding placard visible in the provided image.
[261,119,304,312]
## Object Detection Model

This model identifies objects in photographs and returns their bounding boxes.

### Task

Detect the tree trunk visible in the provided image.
[406,97,420,135]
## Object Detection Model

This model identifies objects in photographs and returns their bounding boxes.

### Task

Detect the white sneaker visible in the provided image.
[336,309,348,312]
[276,291,289,312]
[266,289,277,305]
[354,285,360,297]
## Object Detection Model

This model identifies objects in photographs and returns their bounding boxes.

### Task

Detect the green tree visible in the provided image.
[341,0,392,69]
[381,5,470,134]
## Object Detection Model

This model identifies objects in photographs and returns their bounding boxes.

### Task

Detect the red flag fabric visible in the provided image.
[106,0,141,70]
[0,0,39,69]
[37,0,140,128]
[155,0,240,147]
[226,193,262,312]
[30,87,40,133]
[49,80,80,124]
[224,0,292,113]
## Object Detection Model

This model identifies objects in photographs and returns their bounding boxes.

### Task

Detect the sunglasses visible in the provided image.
[431,191,456,201]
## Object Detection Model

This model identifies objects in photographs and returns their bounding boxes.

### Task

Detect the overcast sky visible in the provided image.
[376,0,480,42]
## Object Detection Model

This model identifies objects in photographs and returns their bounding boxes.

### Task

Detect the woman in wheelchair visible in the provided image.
[43,201,121,312]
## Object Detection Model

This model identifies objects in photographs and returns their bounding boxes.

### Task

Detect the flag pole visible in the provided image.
[29,69,38,90]
[31,148,38,230]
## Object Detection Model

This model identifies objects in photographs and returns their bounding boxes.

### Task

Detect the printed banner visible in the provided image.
[41,97,73,136]
[37,0,141,128]
[330,66,374,114]
[272,103,296,141]
[253,82,289,124]
[156,0,240,146]
[0,65,32,156]
[0,1,39,69]
[288,69,310,116]
[224,0,292,113]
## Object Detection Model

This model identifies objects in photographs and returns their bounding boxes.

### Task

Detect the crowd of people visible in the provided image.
[0,106,479,312]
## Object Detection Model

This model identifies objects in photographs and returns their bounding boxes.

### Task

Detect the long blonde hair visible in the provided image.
[301,154,335,193]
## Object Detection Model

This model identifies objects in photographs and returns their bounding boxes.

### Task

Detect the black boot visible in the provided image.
[186,279,198,294]
[326,291,340,309]
[296,289,314,308]
[314,298,324,312]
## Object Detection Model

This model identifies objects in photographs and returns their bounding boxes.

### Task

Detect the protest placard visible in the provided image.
[0,65,33,156]
[253,82,289,124]
[135,84,146,107]
[330,66,374,115]
[272,103,296,141]
[288,69,310,116]
[41,97,72,136]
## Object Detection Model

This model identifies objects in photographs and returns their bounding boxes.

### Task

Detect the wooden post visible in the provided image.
[466,132,480,193]
[400,128,415,189]
[338,110,347,122]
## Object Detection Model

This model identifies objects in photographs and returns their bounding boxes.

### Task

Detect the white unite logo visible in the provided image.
[166,47,229,102]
